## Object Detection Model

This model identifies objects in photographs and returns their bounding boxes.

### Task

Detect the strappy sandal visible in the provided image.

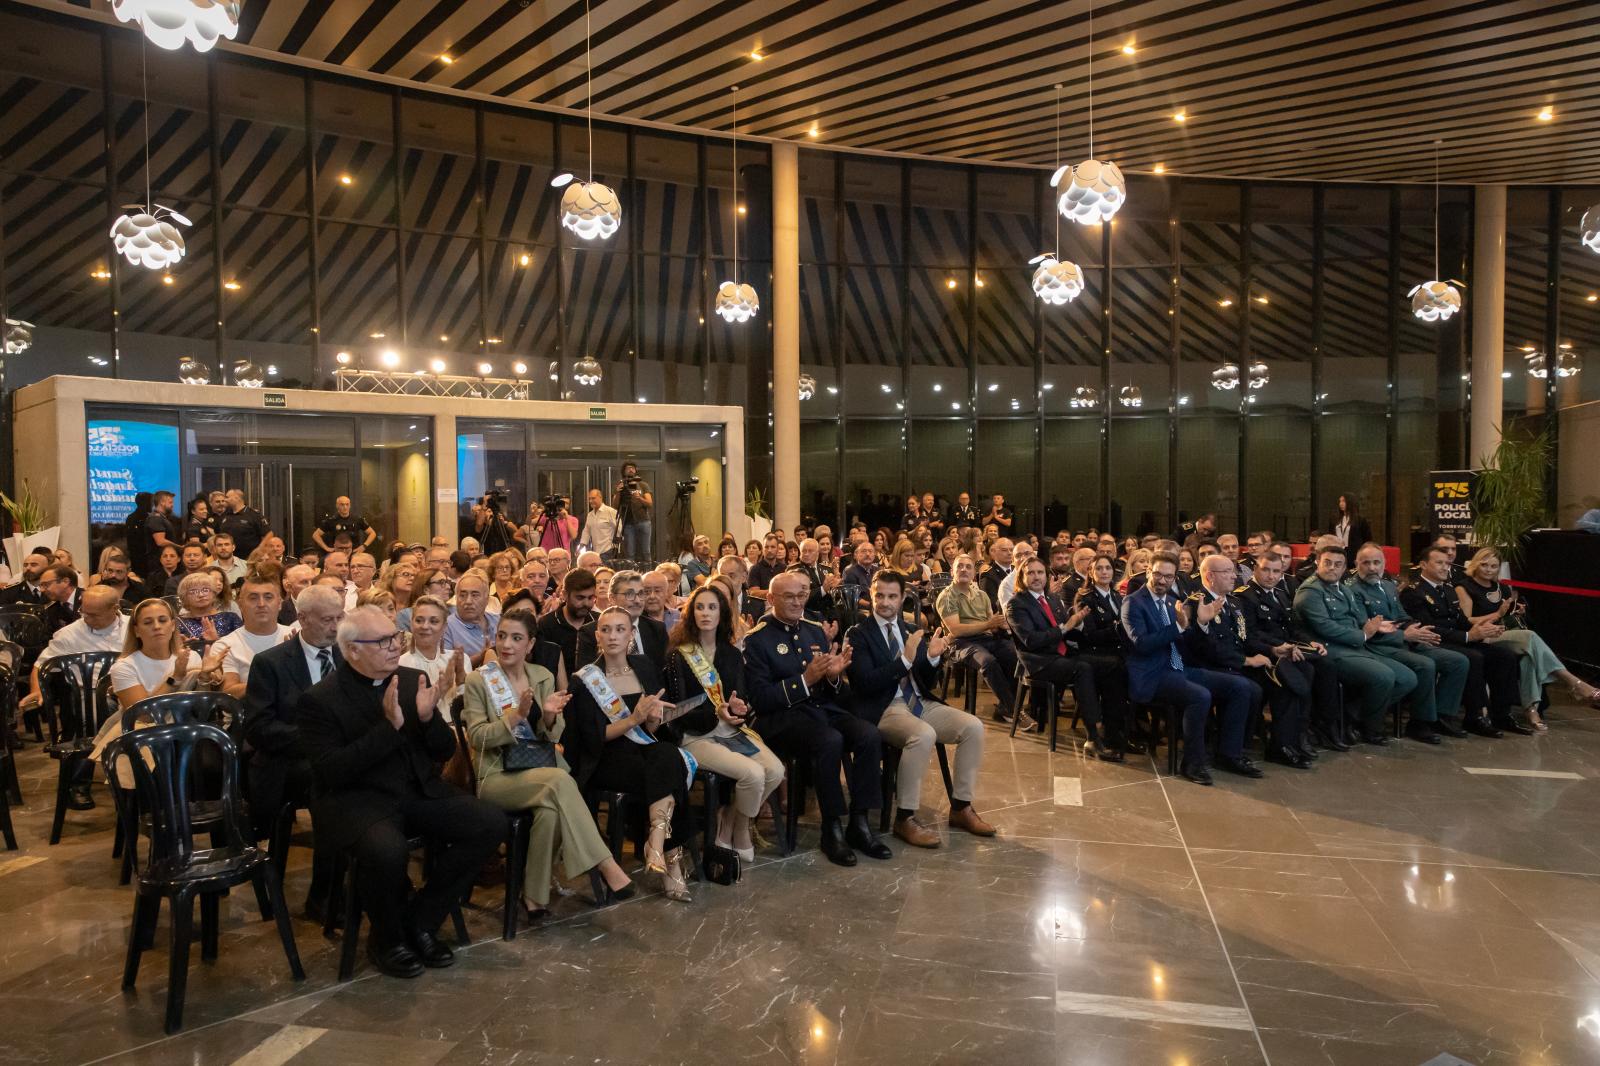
[662,847,692,902]
[645,809,674,875]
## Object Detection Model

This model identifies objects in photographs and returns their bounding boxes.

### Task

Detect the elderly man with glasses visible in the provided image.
[296,605,504,979]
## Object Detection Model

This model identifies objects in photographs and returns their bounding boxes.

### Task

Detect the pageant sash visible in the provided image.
[577,662,699,787]
[678,642,761,756]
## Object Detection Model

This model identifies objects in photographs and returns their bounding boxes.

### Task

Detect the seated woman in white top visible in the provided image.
[398,595,472,719]
[89,598,201,774]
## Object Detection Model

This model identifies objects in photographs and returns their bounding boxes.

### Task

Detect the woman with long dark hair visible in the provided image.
[1329,494,1373,549]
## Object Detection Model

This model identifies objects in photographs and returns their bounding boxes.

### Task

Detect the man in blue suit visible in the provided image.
[846,570,995,849]
[1120,551,1259,785]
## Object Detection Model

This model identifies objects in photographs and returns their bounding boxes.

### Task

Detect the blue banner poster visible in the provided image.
[88,420,180,524]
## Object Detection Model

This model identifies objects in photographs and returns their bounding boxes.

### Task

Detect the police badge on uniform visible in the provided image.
[777,643,790,655]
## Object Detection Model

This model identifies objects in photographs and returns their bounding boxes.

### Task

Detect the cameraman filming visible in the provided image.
[531,494,579,551]
[472,492,519,555]
[612,460,654,561]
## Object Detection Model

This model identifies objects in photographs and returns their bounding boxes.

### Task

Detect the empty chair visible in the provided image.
[38,651,120,844]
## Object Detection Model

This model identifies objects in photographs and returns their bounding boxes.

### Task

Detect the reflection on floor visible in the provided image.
[5,692,1600,1066]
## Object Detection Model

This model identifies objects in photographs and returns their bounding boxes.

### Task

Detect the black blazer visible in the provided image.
[978,565,1010,610]
[1331,515,1374,550]
[0,581,44,605]
[844,614,940,726]
[663,641,744,736]
[1075,585,1127,653]
[295,663,459,853]
[241,637,340,832]
[562,654,665,790]
[1005,589,1073,672]
[576,614,669,671]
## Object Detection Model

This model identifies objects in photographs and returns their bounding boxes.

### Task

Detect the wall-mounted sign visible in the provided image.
[1429,469,1477,539]
[263,392,287,408]
[589,406,607,421]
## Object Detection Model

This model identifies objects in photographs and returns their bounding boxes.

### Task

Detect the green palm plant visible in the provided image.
[1472,425,1550,564]
[745,487,769,521]
[0,478,51,535]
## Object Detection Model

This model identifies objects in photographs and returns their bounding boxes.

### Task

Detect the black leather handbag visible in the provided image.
[502,739,558,771]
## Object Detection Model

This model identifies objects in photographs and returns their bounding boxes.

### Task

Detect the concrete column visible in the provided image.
[771,141,800,532]
[433,412,457,541]
[1470,184,1506,468]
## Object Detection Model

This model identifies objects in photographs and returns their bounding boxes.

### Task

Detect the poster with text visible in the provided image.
[88,420,180,524]
[1428,469,1477,540]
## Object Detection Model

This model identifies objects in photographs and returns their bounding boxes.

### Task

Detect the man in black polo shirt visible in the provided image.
[314,495,376,554]
[747,532,786,605]
[217,488,271,560]
[142,491,181,572]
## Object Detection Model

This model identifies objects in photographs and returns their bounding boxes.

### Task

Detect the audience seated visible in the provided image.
[935,554,1023,726]
[442,571,499,666]
[576,570,668,670]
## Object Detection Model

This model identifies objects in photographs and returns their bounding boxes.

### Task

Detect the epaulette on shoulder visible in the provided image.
[1232,583,1250,594]
[745,619,770,637]
[1185,590,1203,602]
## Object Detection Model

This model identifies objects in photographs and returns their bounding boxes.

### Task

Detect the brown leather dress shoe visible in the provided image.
[948,806,997,837]
[893,816,941,848]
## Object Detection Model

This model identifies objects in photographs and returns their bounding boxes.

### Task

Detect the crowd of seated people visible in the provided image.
[3,483,1597,983]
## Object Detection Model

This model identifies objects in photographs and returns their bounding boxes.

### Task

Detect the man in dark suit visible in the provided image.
[296,605,503,979]
[1234,551,1344,755]
[535,567,597,679]
[745,570,887,867]
[845,569,994,849]
[243,583,345,918]
[1181,556,1275,771]
[1120,551,1257,785]
[0,548,49,604]
[1006,557,1129,760]
[575,570,667,669]
[978,538,1014,610]
[38,565,83,634]
[840,540,877,592]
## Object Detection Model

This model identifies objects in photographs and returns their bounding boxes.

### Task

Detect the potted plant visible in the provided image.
[745,487,772,544]
[1472,425,1551,567]
[1,478,60,573]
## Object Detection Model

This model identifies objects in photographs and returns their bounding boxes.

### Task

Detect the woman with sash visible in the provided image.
[664,586,783,863]
[563,606,695,902]
[461,608,635,920]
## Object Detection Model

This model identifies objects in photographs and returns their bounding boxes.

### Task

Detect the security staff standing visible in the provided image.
[1346,543,1471,741]
[1400,545,1527,736]
[743,571,889,867]
[947,492,979,531]
[1181,557,1273,772]
[1292,545,1417,746]
[314,496,376,554]
[1234,552,1346,753]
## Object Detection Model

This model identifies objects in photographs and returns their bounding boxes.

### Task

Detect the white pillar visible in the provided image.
[771,142,800,533]
[433,412,457,541]
[1470,184,1505,468]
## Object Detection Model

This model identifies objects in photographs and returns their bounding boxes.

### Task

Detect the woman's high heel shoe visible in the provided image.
[1528,705,1549,733]
[644,815,672,875]
[662,848,692,902]
[1571,682,1600,709]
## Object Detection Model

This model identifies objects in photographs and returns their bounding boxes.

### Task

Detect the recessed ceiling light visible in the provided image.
[1537,106,1554,122]
[161,274,174,285]
[1218,297,1233,308]
[946,278,957,289]
[1172,109,1188,123]
[749,50,765,61]
[223,279,241,291]
[880,383,892,393]
[438,53,454,65]
[737,204,747,215]
[975,275,985,288]
[1501,370,1512,378]
[1559,342,1573,350]
[90,268,111,280]
[1152,163,1165,174]
[1588,293,1599,302]
[339,174,354,186]
[807,123,820,139]
[486,337,501,344]
[932,383,943,392]
[518,253,531,267]
[950,401,960,411]
[825,385,839,394]
[1121,41,1136,55]
[1041,382,1054,391]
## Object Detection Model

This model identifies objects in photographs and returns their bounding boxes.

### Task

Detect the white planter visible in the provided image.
[747,514,772,545]
[4,525,59,570]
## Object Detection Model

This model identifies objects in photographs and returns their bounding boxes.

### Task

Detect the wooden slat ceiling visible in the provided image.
[33,0,1600,184]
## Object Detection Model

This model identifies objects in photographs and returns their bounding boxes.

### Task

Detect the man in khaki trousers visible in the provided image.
[845,570,997,848]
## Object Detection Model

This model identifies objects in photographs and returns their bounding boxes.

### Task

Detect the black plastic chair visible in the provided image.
[938,658,981,715]
[766,755,810,857]
[878,744,954,832]
[39,651,120,844]
[448,709,539,941]
[327,837,472,980]
[110,721,304,1034]
[1007,657,1067,753]
[1,608,52,741]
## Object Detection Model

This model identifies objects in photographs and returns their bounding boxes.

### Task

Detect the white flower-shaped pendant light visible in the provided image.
[112,0,240,54]
[3,317,34,356]
[1581,205,1600,254]
[574,355,603,387]
[715,281,760,323]
[111,206,190,270]
[1409,281,1461,323]
[553,175,621,240]
[1053,159,1126,225]
[798,373,817,401]
[1030,254,1085,305]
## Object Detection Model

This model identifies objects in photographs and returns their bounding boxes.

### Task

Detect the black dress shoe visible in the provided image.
[66,785,96,811]
[1299,736,1321,756]
[1312,727,1351,753]
[1179,762,1214,786]
[1120,738,1147,756]
[1293,745,1319,761]
[406,926,455,968]
[820,818,857,867]
[367,941,425,979]
[1493,716,1535,736]
[1358,731,1390,746]
[1214,754,1265,779]
[1433,718,1469,738]
[845,814,892,860]
[1465,717,1503,738]
[1085,742,1124,763]
[1264,747,1311,769]
[1404,722,1443,745]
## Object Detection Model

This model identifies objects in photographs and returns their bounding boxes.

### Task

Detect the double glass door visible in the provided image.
[532,463,662,559]
[193,457,357,555]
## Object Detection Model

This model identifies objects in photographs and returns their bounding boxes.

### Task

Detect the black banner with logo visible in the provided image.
[1429,470,1477,539]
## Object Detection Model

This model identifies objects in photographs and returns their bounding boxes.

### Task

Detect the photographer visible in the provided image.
[613,461,654,562]
[472,493,519,555]
[531,494,579,552]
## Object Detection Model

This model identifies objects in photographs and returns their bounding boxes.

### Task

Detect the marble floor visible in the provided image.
[6,693,1600,1066]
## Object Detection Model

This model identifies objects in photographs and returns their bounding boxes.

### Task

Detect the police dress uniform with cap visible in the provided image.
[1234,576,1343,750]
[742,613,886,865]
[1347,574,1471,739]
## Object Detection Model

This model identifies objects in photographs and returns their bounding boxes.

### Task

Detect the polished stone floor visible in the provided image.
[6,692,1600,1066]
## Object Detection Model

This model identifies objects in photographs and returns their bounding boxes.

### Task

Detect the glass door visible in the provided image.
[192,457,357,556]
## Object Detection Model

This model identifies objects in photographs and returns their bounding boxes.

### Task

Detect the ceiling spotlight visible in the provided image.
[1172,109,1188,123]
[111,0,240,53]
[880,383,892,393]
[429,358,447,373]
[1030,254,1085,305]
[574,355,603,386]
[932,383,943,392]
[439,334,450,342]
[1218,297,1234,308]
[749,50,765,61]
[798,373,816,401]
[986,382,999,392]
[161,274,175,286]
[1254,294,1269,305]
[477,361,493,375]
[825,385,839,395]
[1537,106,1554,122]
[486,337,501,344]
[512,360,528,375]
[90,268,112,280]
[339,174,354,186]
[737,204,747,216]
[380,349,400,368]
[1152,163,1165,175]
[370,331,386,339]
[974,275,985,288]
[1587,293,1598,302]
[1121,41,1137,55]
[335,350,352,365]
[223,279,241,291]
[438,53,454,65]
[946,277,957,290]
[807,123,820,139]
[950,401,960,411]
[111,206,189,270]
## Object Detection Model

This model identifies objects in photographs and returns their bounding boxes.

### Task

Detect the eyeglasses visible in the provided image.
[348,632,406,652]
[426,577,454,589]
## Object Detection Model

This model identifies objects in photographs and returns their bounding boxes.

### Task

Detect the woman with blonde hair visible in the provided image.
[1118,549,1152,595]
[488,551,520,613]
[1455,548,1600,729]
[378,557,420,611]
[175,570,242,645]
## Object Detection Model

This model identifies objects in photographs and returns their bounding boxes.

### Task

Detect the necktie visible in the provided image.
[316,647,333,681]
[883,622,923,717]
[631,625,644,655]
[1157,597,1183,670]
[1037,595,1066,655]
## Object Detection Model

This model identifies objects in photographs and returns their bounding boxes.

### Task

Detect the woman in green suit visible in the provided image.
[460,608,634,919]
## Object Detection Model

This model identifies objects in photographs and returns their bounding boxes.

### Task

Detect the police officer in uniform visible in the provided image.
[1400,545,1527,736]
[314,495,376,554]
[1181,557,1271,774]
[946,492,979,531]
[1234,551,1346,753]
[1347,543,1471,741]
[743,570,890,866]
[1293,545,1417,745]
